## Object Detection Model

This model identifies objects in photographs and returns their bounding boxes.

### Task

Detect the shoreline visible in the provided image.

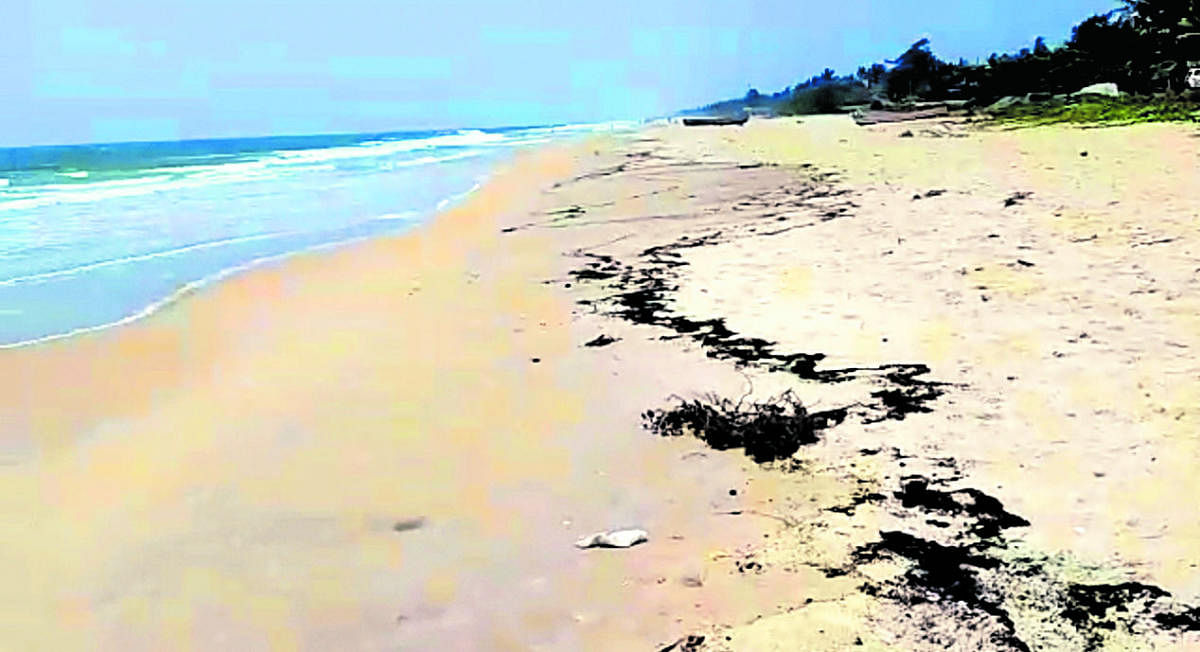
[0,177,491,351]
[0,119,646,352]
[5,116,1200,649]
[0,232,382,351]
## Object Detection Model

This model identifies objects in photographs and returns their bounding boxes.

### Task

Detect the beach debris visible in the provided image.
[547,114,1200,650]
[1132,237,1177,248]
[659,634,706,652]
[826,486,888,516]
[1016,259,1035,267]
[895,476,1029,538]
[841,456,1200,651]
[1155,606,1200,632]
[736,559,763,574]
[569,252,622,281]
[853,531,1030,649]
[530,357,541,363]
[547,205,585,217]
[564,162,947,444]
[392,517,426,533]
[899,130,914,137]
[575,528,649,549]
[1003,191,1032,207]
[912,188,946,200]
[583,334,619,347]
[866,379,945,422]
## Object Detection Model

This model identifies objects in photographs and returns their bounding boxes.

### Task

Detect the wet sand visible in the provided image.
[4,116,1200,650]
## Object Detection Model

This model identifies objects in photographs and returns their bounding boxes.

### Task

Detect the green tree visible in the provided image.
[885,38,943,99]
[1119,0,1200,90]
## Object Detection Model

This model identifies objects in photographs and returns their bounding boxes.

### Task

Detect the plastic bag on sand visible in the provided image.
[575,528,649,549]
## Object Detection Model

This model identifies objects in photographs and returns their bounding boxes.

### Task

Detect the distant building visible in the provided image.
[1188,67,1200,89]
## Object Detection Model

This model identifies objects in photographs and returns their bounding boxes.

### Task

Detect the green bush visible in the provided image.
[781,82,870,115]
[991,96,1200,125]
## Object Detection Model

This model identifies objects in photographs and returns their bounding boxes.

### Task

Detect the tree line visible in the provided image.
[689,0,1198,116]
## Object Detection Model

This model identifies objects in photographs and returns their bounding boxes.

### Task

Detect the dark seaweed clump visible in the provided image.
[642,391,845,463]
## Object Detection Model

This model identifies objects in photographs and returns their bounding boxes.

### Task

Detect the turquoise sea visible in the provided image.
[0,122,634,347]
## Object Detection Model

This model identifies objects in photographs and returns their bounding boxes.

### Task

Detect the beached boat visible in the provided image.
[681,114,749,127]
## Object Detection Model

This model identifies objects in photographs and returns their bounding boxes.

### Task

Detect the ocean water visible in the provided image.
[0,122,635,347]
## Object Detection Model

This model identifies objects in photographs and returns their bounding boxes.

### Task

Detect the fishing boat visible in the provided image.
[681,114,749,127]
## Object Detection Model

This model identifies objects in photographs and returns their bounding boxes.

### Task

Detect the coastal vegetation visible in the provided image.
[689,0,1199,123]
[989,93,1200,125]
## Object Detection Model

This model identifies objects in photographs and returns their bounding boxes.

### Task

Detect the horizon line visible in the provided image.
[0,117,651,151]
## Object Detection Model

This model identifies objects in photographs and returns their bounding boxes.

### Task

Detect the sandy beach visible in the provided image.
[5,115,1200,650]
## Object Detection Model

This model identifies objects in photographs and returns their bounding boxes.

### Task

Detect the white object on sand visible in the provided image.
[575,528,649,549]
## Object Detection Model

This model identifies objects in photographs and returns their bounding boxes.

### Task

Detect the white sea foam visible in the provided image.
[372,211,419,221]
[0,167,492,349]
[0,231,294,287]
[0,148,486,212]
[0,175,179,211]
[0,123,601,347]
[0,125,598,214]
[435,180,484,211]
[381,151,487,170]
[270,130,505,166]
[0,233,378,350]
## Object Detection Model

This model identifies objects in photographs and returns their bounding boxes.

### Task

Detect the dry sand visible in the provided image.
[3,115,1199,650]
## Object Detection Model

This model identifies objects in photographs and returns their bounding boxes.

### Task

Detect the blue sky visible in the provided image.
[3,0,1122,146]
